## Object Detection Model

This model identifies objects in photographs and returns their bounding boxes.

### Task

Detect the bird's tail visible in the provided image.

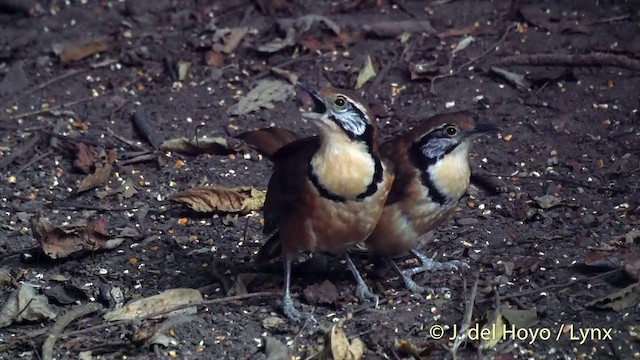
[254,231,282,264]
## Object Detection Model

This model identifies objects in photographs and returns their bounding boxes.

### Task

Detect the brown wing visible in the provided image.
[380,136,411,205]
[237,127,301,160]
[262,136,320,235]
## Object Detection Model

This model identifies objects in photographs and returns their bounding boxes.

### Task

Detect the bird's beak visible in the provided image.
[296,82,327,120]
[467,123,501,140]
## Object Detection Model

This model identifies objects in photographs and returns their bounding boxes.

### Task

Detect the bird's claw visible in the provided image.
[280,297,316,323]
[355,284,379,308]
[404,259,469,276]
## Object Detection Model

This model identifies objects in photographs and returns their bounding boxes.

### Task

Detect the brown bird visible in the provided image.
[240,112,497,295]
[366,112,498,293]
[252,83,394,320]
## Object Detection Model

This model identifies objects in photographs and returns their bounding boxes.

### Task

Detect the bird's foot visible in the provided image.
[404,257,469,277]
[280,297,316,323]
[355,283,379,308]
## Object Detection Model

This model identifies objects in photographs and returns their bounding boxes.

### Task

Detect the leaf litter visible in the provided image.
[103,288,203,321]
[170,185,266,213]
[31,216,125,260]
[227,79,295,116]
[0,284,57,328]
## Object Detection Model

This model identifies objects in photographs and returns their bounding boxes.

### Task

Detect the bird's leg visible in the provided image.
[386,257,449,295]
[344,253,379,307]
[402,249,469,277]
[280,259,315,322]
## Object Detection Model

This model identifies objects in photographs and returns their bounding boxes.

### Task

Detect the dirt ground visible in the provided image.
[1,0,639,359]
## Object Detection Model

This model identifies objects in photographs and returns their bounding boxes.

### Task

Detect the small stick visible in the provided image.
[15,150,52,175]
[496,53,640,72]
[41,302,104,360]
[450,274,480,360]
[477,268,621,304]
[0,133,42,170]
[7,93,110,120]
[431,24,514,94]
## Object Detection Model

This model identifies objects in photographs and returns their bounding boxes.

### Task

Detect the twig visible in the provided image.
[15,150,52,175]
[4,69,86,106]
[0,291,280,353]
[449,274,479,360]
[41,303,104,360]
[495,53,640,72]
[0,133,42,170]
[487,172,628,193]
[477,268,621,304]
[6,92,111,120]
[431,24,514,94]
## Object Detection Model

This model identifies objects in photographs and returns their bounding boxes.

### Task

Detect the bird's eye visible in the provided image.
[445,126,458,137]
[334,96,346,108]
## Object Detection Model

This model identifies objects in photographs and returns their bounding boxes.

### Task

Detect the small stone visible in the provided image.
[456,218,479,226]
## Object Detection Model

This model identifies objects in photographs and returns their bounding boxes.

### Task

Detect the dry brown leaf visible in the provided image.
[212,27,249,54]
[228,79,295,116]
[77,162,112,193]
[0,284,57,328]
[328,317,365,360]
[75,146,117,193]
[303,280,339,306]
[56,40,109,63]
[104,288,203,321]
[32,217,124,259]
[159,136,234,156]
[170,186,266,213]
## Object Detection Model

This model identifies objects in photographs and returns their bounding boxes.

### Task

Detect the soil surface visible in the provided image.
[1,1,639,359]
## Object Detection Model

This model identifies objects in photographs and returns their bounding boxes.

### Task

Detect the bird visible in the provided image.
[365,112,498,293]
[240,111,498,295]
[249,83,394,320]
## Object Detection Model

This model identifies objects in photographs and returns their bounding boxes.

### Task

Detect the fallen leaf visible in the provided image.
[104,288,203,321]
[395,339,435,359]
[501,308,539,328]
[44,283,89,305]
[170,186,266,213]
[262,316,285,330]
[76,146,117,193]
[490,67,531,91]
[0,284,57,328]
[212,27,249,54]
[177,61,190,81]
[258,15,340,53]
[159,136,234,156]
[205,51,226,67]
[54,39,109,63]
[77,163,112,193]
[228,79,295,116]
[237,127,300,159]
[534,194,562,209]
[354,55,376,89]
[32,217,124,259]
[74,143,102,174]
[328,317,365,360]
[452,36,475,55]
[303,280,339,306]
[585,283,640,311]
[481,313,504,349]
[264,336,290,360]
[363,20,436,38]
